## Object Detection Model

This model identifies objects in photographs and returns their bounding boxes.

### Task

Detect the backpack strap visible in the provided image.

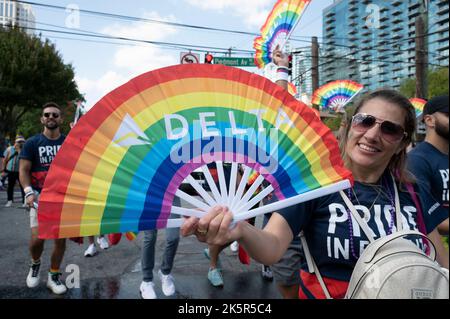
[405,183,427,235]
[299,232,332,299]
[340,174,404,241]
[405,182,431,255]
[362,229,436,262]
[5,152,18,166]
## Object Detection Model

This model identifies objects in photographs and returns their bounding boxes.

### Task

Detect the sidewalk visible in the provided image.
[0,189,281,299]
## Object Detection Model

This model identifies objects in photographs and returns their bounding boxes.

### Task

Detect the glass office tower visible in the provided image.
[322,0,449,91]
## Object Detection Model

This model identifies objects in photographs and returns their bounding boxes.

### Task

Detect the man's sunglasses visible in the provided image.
[351,113,407,143]
[43,112,60,118]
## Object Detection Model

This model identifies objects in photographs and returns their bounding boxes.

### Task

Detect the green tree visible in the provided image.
[399,78,416,98]
[0,26,82,143]
[399,67,449,99]
[428,67,449,98]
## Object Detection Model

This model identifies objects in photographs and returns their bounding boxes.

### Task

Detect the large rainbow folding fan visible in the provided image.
[312,80,364,113]
[254,0,311,69]
[37,64,353,239]
[409,98,427,118]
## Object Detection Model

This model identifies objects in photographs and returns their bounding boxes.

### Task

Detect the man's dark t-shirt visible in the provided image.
[408,141,449,209]
[20,133,66,192]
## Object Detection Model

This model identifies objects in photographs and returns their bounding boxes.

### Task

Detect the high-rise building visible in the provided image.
[428,0,449,67]
[322,0,449,92]
[291,46,313,97]
[0,0,35,35]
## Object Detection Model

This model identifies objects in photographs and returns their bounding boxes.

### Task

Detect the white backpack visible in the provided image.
[300,178,449,299]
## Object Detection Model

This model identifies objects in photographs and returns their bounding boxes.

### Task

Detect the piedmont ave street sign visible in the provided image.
[214,57,255,67]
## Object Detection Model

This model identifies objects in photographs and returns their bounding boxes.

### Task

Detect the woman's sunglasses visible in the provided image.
[351,113,407,143]
[43,112,60,118]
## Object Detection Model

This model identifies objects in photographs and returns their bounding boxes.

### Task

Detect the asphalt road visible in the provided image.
[0,188,281,299]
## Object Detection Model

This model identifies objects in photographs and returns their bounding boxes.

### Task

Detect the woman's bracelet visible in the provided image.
[276,70,290,82]
[277,66,290,71]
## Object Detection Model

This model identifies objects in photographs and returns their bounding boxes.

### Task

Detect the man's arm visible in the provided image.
[272,46,289,91]
[437,218,449,236]
[19,158,35,207]
[428,227,449,269]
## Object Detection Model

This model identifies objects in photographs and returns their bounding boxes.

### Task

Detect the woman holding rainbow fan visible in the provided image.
[181,48,449,299]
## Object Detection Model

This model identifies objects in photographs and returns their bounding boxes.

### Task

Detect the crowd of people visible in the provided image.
[0,49,448,299]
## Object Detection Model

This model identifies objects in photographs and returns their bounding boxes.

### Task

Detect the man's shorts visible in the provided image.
[271,238,303,286]
[29,192,40,229]
[29,207,38,229]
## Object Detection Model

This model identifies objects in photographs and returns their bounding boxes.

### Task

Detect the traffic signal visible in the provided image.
[204,53,214,64]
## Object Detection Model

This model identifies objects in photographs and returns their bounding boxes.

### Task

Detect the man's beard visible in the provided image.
[45,122,59,130]
[435,121,449,141]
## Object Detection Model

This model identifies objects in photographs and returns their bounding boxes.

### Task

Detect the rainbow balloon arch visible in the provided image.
[37,64,353,239]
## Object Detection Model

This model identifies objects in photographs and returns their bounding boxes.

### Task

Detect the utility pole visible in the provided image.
[311,37,319,93]
[415,11,428,98]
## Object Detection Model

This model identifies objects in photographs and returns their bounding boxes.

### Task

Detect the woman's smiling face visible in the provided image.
[345,97,407,175]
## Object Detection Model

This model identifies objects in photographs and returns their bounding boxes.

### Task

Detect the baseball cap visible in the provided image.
[15,135,25,143]
[423,95,449,116]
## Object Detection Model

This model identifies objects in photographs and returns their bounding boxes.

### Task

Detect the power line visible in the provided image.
[21,21,448,69]
[17,18,247,54]
[16,16,267,56]
[20,0,448,56]
[291,31,450,83]
[17,0,310,43]
[301,53,448,68]
[319,28,450,59]
[22,25,255,54]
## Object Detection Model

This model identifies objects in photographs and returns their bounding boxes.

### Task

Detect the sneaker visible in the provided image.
[84,243,97,257]
[140,281,157,299]
[46,272,67,295]
[207,268,224,287]
[261,265,274,281]
[97,236,109,249]
[230,241,239,252]
[158,270,175,296]
[26,262,41,288]
[5,201,12,207]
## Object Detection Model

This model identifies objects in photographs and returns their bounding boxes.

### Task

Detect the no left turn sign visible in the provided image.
[180,52,200,64]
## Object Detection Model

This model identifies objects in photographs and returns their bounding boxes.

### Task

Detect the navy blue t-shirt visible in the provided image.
[277,173,447,285]
[408,142,449,209]
[19,133,66,192]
